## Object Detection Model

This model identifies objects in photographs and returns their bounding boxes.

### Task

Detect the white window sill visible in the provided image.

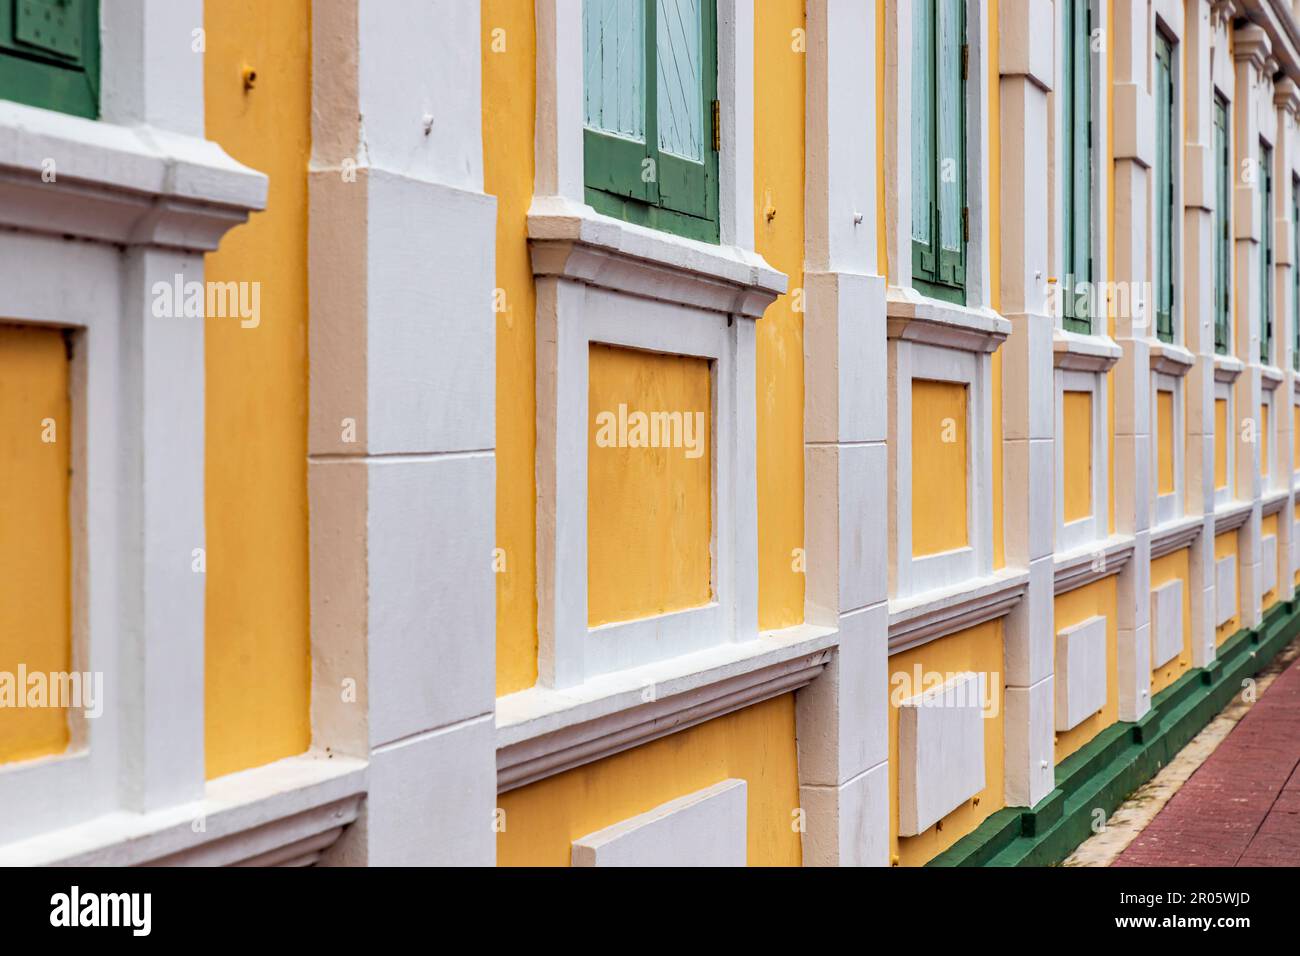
[1261,363,1284,389]
[1214,353,1244,383]
[0,753,366,866]
[1150,513,1204,559]
[1214,499,1253,534]
[495,623,837,792]
[527,195,786,318]
[1262,488,1290,516]
[1149,339,1195,377]
[886,567,1029,654]
[1054,327,1123,372]
[884,285,1011,353]
[0,100,266,250]
[1053,534,1136,594]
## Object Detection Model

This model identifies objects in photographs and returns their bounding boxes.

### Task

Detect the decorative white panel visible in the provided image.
[1216,555,1237,627]
[571,779,747,866]
[1293,521,1300,571]
[898,671,986,837]
[1262,534,1278,595]
[1054,616,1107,731]
[1150,580,1184,668]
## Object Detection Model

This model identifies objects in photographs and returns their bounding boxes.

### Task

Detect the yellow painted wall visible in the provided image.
[587,346,713,626]
[203,0,312,779]
[484,0,539,696]
[497,694,802,866]
[1215,530,1240,644]
[911,380,969,556]
[1261,402,1270,477]
[888,621,1005,866]
[1214,397,1229,491]
[1053,575,1119,763]
[1062,390,1093,523]
[754,0,806,630]
[1262,512,1279,611]
[0,325,71,765]
[1156,389,1175,496]
[1150,547,1193,696]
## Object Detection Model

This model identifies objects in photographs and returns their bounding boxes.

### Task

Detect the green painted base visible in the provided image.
[928,599,1300,867]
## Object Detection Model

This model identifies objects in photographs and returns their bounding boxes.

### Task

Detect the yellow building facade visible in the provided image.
[2,0,1300,866]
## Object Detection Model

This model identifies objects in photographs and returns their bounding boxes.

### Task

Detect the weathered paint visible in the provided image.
[1053,575,1119,763]
[1156,388,1175,495]
[496,694,802,866]
[203,0,312,778]
[1215,529,1241,644]
[1062,390,1093,523]
[1150,547,1193,696]
[484,0,539,695]
[0,325,71,766]
[754,0,806,630]
[911,379,969,556]
[587,345,713,626]
[1261,512,1279,611]
[888,620,1005,866]
[1214,397,1229,490]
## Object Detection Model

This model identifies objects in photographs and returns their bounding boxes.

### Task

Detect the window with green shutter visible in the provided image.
[583,0,719,244]
[0,0,99,119]
[1260,140,1274,364]
[1292,176,1299,370]
[1214,94,1231,354]
[1154,34,1175,344]
[1061,0,1093,332]
[911,0,967,306]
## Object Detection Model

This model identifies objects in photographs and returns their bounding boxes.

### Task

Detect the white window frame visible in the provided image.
[1215,379,1236,508]
[890,342,993,599]
[1262,381,1279,489]
[1151,372,1185,527]
[1055,369,1110,552]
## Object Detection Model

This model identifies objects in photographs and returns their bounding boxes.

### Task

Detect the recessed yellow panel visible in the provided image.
[497,694,802,866]
[911,379,969,557]
[1156,389,1175,496]
[1214,398,1229,491]
[888,620,1005,866]
[587,345,713,627]
[1150,548,1193,696]
[0,325,72,766]
[1062,390,1093,523]
[1053,575,1119,762]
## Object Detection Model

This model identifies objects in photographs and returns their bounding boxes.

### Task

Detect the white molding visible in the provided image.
[1150,513,1205,558]
[886,569,1029,655]
[1055,367,1112,552]
[885,288,1012,354]
[1053,328,1124,372]
[571,779,747,866]
[1215,498,1255,532]
[1215,378,1237,506]
[1149,340,1197,376]
[1215,353,1246,382]
[1053,535,1137,594]
[1152,371,1186,526]
[496,625,836,792]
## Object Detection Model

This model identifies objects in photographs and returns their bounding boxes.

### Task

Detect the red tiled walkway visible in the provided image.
[1114,654,1300,867]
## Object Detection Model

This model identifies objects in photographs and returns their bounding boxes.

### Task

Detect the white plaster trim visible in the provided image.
[885,287,1012,354]
[1261,362,1285,387]
[0,755,366,866]
[886,568,1029,655]
[1262,487,1291,514]
[495,624,836,792]
[1215,353,1246,382]
[0,101,266,250]
[1053,328,1124,372]
[1149,340,1197,376]
[1150,513,1205,559]
[889,342,995,599]
[528,196,785,318]
[1056,368,1112,552]
[1215,499,1255,532]
[571,779,747,866]
[1053,535,1137,594]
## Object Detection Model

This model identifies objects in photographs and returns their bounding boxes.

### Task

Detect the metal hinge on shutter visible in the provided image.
[712,100,721,151]
[962,207,970,243]
[961,44,969,81]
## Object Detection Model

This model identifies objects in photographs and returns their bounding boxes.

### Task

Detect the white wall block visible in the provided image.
[1216,555,1238,627]
[898,672,986,836]
[571,780,747,867]
[1054,616,1108,731]
[799,761,889,867]
[1150,580,1184,669]
[1262,534,1278,596]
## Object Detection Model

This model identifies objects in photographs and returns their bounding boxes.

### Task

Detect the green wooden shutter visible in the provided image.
[0,0,99,118]
[1261,140,1274,363]
[911,0,966,305]
[1154,35,1175,343]
[1214,95,1230,354]
[1062,0,1093,333]
[583,0,719,243]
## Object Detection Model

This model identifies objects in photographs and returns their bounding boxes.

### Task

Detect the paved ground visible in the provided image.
[1113,649,1300,867]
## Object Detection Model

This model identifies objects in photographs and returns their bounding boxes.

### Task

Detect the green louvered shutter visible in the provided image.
[1062,0,1093,332]
[1154,35,1175,343]
[1214,95,1231,354]
[0,0,99,118]
[1261,140,1274,363]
